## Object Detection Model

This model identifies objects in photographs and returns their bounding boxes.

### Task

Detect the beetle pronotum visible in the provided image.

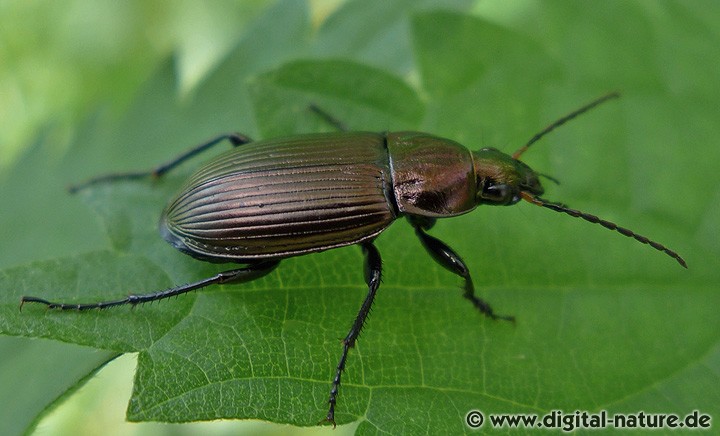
[21,93,686,426]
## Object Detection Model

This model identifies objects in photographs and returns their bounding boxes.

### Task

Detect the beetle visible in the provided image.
[21,92,686,426]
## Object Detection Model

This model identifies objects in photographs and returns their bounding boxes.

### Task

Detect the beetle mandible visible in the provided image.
[21,92,686,426]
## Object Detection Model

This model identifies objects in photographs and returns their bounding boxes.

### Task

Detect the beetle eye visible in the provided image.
[481,183,519,205]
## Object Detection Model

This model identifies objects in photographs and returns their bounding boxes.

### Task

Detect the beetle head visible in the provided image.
[471,92,622,208]
[472,148,544,206]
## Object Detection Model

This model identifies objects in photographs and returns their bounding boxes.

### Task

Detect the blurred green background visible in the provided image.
[1,1,718,435]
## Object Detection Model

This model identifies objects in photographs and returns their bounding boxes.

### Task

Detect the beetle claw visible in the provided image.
[318,409,337,428]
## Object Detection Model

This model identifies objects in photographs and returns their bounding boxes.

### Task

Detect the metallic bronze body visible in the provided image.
[161,131,486,262]
[387,132,476,217]
[160,132,486,262]
[161,132,397,261]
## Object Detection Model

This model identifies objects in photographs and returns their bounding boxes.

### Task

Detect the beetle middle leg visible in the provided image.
[20,260,279,311]
[69,132,254,192]
[408,216,514,322]
[324,241,381,427]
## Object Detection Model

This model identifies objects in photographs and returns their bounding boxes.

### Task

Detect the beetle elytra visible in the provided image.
[21,93,686,426]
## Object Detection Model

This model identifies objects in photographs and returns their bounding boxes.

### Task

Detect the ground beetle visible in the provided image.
[21,93,686,426]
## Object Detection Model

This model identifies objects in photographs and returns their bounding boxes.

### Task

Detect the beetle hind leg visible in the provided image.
[20,260,279,311]
[308,104,349,132]
[69,132,254,193]
[323,241,381,427]
[410,217,514,322]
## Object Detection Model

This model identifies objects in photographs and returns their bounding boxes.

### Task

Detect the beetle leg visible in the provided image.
[308,104,348,132]
[407,215,436,231]
[151,133,253,177]
[20,260,279,311]
[324,241,381,427]
[69,133,254,193]
[411,223,514,322]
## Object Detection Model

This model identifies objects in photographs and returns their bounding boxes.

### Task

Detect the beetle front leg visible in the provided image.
[409,217,514,322]
[20,260,279,311]
[69,132,254,192]
[324,241,382,427]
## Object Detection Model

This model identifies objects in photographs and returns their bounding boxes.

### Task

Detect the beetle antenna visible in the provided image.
[512,92,621,160]
[519,192,687,268]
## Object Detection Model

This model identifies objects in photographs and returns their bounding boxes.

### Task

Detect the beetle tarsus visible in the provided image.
[464,292,516,323]
[21,294,141,311]
[318,413,337,428]
[20,296,51,311]
[68,171,149,193]
[324,241,382,426]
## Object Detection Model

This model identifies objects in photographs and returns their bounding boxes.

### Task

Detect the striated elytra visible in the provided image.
[21,94,686,426]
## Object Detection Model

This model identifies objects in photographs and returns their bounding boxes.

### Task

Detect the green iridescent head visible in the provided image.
[471,147,544,206]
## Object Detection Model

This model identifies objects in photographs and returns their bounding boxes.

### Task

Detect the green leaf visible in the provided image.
[1,1,719,434]
[309,0,474,75]
[412,11,560,98]
[248,59,424,137]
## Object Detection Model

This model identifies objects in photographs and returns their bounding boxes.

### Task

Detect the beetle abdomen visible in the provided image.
[161,133,396,261]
